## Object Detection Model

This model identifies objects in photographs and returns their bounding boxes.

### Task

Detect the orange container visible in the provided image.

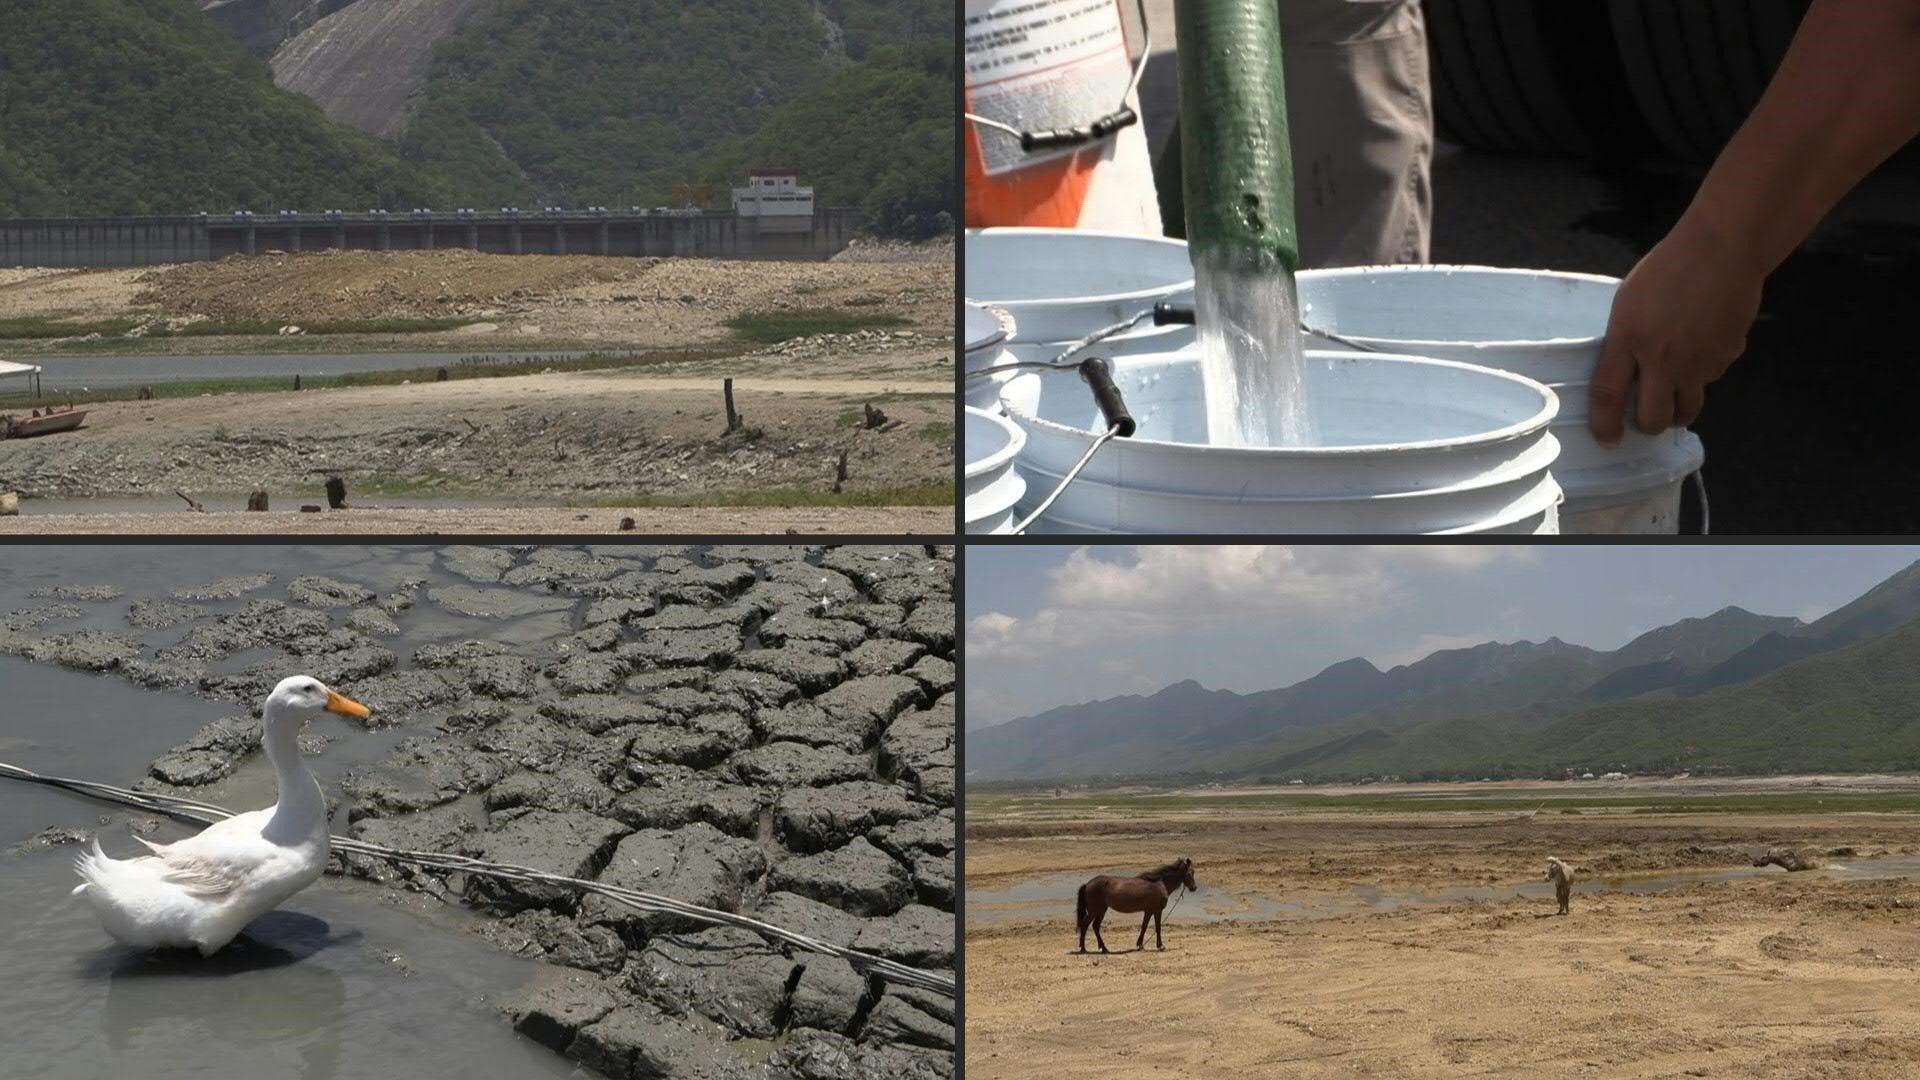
[963,0,1162,233]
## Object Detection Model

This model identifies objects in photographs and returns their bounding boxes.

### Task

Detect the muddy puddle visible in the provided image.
[968,857,1920,929]
[0,660,575,1079]
[0,547,585,1078]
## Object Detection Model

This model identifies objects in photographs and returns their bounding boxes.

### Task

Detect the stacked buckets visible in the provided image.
[964,227,1706,535]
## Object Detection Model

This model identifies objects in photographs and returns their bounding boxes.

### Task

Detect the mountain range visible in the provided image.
[969,560,1920,783]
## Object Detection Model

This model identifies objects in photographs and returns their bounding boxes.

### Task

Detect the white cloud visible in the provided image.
[970,545,1521,663]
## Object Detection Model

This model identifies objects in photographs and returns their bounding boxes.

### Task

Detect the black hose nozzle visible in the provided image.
[1152,302,1195,325]
[1078,357,1136,438]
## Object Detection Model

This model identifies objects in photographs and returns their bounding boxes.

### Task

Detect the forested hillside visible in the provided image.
[396,0,950,230]
[674,42,955,238]
[0,0,446,216]
[2,0,951,236]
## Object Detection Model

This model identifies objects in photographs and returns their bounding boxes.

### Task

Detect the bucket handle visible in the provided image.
[963,302,1193,384]
[964,0,1154,156]
[1301,323,1376,351]
[1010,358,1136,535]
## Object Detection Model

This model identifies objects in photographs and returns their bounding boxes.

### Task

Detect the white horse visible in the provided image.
[1545,857,1576,915]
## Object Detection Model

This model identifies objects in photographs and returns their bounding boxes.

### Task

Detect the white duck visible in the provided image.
[72,675,370,955]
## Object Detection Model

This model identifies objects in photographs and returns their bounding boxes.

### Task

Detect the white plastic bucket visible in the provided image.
[964,227,1195,343]
[1001,350,1564,535]
[964,301,1019,410]
[1296,265,1705,534]
[964,406,1027,534]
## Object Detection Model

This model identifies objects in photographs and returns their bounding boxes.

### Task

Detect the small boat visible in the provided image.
[2,404,88,439]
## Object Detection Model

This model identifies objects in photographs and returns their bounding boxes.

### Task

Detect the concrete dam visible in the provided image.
[0,207,864,268]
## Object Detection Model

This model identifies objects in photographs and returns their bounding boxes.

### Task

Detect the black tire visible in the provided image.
[1608,0,1806,164]
[1424,0,1653,157]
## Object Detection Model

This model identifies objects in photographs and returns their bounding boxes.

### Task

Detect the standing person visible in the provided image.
[1155,0,1434,267]
[1590,0,1920,445]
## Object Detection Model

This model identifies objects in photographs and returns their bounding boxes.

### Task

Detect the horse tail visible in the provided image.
[1076,882,1089,930]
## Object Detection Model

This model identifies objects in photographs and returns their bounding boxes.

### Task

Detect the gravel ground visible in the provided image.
[0,249,953,353]
[969,807,1920,1079]
[1,544,957,1079]
[0,366,953,526]
[0,505,955,536]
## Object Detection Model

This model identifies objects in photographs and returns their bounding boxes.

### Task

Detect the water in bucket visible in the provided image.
[1193,247,1315,448]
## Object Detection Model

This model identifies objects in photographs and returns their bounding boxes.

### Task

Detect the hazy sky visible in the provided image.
[965,545,1920,727]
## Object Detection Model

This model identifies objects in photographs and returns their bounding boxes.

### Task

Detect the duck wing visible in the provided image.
[131,835,245,896]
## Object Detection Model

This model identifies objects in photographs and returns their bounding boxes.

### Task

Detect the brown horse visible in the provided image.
[1075,856,1198,953]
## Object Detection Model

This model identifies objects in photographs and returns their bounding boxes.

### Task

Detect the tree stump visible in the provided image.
[863,403,889,429]
[724,378,741,432]
[325,476,347,510]
[831,449,849,494]
[618,516,636,532]
[246,491,269,512]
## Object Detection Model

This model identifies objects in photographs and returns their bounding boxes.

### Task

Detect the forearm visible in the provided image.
[1681,0,1920,274]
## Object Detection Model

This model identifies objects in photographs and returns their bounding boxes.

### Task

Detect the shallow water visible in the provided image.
[27,351,590,392]
[1192,247,1315,448]
[967,857,1920,929]
[0,546,599,1079]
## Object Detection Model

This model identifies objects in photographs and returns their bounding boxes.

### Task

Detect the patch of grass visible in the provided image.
[0,348,736,408]
[284,316,488,336]
[0,314,487,342]
[723,309,909,344]
[864,391,951,404]
[350,470,470,496]
[916,420,952,445]
[207,477,955,508]
[162,319,284,337]
[585,481,953,509]
[836,390,953,431]
[966,788,1920,820]
[0,315,143,339]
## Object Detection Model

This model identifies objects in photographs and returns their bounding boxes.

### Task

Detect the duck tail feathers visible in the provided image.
[71,836,109,896]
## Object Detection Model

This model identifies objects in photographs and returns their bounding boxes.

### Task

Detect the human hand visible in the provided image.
[1588,215,1765,445]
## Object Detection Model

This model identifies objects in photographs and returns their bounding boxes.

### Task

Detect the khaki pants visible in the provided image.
[1154,0,1433,267]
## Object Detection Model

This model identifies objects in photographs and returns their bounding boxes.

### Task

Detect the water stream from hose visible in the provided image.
[1193,246,1314,447]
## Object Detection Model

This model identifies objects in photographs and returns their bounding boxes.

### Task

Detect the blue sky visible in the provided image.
[965,545,1920,727]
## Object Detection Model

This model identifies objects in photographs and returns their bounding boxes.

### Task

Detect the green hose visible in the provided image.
[1174,0,1298,271]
